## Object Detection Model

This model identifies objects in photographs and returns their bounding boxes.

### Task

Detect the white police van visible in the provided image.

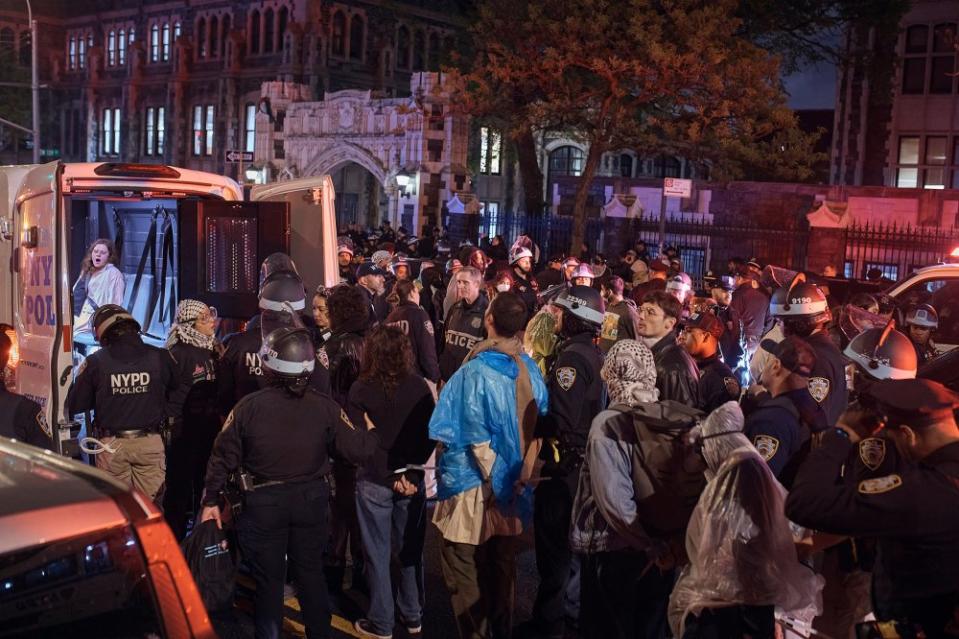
[0,162,337,452]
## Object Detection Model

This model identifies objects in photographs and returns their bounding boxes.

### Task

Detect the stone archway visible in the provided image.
[255,73,470,233]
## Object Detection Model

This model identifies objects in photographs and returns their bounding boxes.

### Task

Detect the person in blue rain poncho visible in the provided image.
[430,292,549,639]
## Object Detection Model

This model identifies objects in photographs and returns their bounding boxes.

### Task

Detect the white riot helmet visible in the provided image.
[843,322,918,381]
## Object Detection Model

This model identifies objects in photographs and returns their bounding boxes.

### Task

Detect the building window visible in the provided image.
[118,28,126,64]
[245,103,256,152]
[896,136,919,187]
[479,127,501,175]
[397,26,410,69]
[68,35,76,69]
[174,22,181,41]
[156,107,165,155]
[925,136,947,188]
[205,105,214,156]
[549,146,585,177]
[278,7,288,51]
[78,35,86,68]
[102,107,120,155]
[150,24,159,62]
[331,11,345,57]
[931,23,956,94]
[145,107,155,155]
[620,153,634,178]
[350,15,364,60]
[162,23,171,61]
[193,105,203,155]
[106,30,116,66]
[863,262,899,281]
[264,8,275,53]
[428,32,439,70]
[413,30,425,69]
[196,17,206,58]
[481,201,500,236]
[250,11,260,53]
[210,16,219,58]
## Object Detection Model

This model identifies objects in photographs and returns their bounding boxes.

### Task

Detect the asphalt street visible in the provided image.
[226,503,540,638]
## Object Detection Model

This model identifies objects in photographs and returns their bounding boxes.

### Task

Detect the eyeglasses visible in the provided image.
[197,306,218,321]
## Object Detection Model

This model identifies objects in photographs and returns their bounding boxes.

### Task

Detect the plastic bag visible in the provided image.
[181,519,238,613]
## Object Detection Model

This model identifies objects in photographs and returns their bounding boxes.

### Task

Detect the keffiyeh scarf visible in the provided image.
[165,299,216,350]
[602,339,659,406]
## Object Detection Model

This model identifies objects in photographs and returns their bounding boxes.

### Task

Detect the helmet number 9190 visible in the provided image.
[791,297,813,304]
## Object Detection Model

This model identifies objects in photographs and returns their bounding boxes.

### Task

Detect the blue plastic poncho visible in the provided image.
[429,350,548,517]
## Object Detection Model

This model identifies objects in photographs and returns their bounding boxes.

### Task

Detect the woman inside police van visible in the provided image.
[72,238,126,338]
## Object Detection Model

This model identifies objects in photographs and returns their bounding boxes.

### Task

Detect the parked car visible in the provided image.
[0,437,215,638]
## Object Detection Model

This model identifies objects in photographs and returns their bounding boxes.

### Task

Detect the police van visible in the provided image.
[0,161,338,452]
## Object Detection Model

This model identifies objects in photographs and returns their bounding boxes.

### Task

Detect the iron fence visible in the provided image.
[843,221,959,282]
[473,212,809,288]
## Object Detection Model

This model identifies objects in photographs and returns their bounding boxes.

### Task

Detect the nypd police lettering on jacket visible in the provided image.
[110,372,152,395]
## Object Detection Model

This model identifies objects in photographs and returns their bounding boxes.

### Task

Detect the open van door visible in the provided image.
[11,161,70,448]
[251,176,339,290]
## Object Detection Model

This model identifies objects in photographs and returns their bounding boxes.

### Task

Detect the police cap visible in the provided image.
[760,336,816,377]
[864,378,959,428]
[356,262,388,279]
[686,312,724,339]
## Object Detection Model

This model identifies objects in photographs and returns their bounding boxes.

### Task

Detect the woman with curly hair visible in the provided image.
[347,325,436,639]
[72,238,125,336]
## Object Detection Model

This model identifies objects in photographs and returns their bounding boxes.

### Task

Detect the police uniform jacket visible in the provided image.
[541,332,605,458]
[217,323,264,416]
[805,331,849,428]
[744,388,827,486]
[712,303,744,368]
[511,271,539,323]
[535,267,565,290]
[439,295,489,382]
[386,301,440,382]
[649,332,701,408]
[697,353,740,413]
[66,333,178,434]
[0,386,53,449]
[786,433,959,609]
[730,283,770,343]
[202,386,375,505]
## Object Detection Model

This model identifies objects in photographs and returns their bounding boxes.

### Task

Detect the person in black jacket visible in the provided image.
[347,325,436,639]
[527,285,606,639]
[357,263,390,326]
[510,246,539,322]
[730,267,770,364]
[681,311,741,413]
[201,327,374,639]
[66,305,178,500]
[439,266,489,383]
[386,280,441,383]
[319,284,371,594]
[637,291,701,408]
[0,331,53,449]
[163,300,223,540]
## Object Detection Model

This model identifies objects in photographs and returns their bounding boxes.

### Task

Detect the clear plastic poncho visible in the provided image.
[668,402,823,637]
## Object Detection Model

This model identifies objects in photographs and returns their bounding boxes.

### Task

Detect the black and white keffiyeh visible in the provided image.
[165,299,216,350]
[601,339,659,406]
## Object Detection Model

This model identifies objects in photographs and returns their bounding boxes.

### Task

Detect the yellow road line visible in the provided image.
[237,573,360,637]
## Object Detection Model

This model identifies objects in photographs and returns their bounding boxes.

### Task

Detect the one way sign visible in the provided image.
[225,149,254,163]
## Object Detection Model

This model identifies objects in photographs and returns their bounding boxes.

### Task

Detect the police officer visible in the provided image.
[743,336,827,486]
[385,279,440,383]
[786,378,959,639]
[528,285,605,639]
[709,274,744,374]
[201,327,374,639]
[730,266,770,363]
[905,304,939,365]
[510,245,539,322]
[770,277,849,427]
[356,262,391,325]
[0,331,53,449]
[681,311,741,412]
[844,323,919,388]
[66,305,178,500]
[439,266,488,383]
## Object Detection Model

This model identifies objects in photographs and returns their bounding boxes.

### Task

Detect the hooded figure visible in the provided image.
[668,402,822,638]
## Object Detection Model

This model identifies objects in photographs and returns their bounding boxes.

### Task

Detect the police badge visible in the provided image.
[808,377,830,404]
[753,435,779,462]
[471,316,483,329]
[424,321,435,337]
[724,377,741,398]
[556,366,577,391]
[859,437,886,471]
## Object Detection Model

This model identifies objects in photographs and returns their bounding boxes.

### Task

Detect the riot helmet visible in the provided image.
[509,246,534,266]
[91,304,141,343]
[259,327,315,393]
[843,322,918,381]
[570,263,595,285]
[259,253,299,288]
[770,275,830,337]
[259,270,307,312]
[553,285,606,327]
[666,272,693,303]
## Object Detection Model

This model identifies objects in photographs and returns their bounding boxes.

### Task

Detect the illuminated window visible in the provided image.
[145,107,155,155]
[479,127,501,175]
[68,35,76,69]
[150,24,159,62]
[205,105,214,156]
[107,30,116,66]
[156,107,165,155]
[78,35,86,68]
[162,23,170,61]
[245,103,256,152]
[118,28,126,64]
[102,107,120,155]
[193,105,203,155]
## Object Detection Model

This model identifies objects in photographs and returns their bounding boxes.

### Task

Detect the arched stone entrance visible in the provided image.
[253,73,471,234]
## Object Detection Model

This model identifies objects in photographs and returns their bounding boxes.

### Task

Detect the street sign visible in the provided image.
[663,177,692,198]
[225,149,254,163]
